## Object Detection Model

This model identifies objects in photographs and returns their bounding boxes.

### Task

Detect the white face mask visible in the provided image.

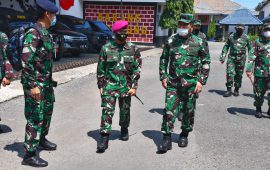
[263,31,270,38]
[177,28,189,37]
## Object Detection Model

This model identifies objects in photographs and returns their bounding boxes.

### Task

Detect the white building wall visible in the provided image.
[262,3,270,17]
[156,3,168,37]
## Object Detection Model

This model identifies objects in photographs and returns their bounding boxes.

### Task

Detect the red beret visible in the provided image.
[112,20,128,32]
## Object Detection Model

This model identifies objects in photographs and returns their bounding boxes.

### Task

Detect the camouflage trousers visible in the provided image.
[23,86,55,153]
[253,77,270,107]
[162,84,196,135]
[100,95,131,134]
[226,57,246,89]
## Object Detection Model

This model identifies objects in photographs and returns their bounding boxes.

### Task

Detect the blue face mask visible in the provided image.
[50,16,57,27]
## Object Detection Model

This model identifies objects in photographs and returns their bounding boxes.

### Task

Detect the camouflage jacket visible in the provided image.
[97,40,142,96]
[0,32,13,81]
[21,23,54,89]
[220,33,252,62]
[159,33,211,87]
[246,37,270,77]
[193,31,209,52]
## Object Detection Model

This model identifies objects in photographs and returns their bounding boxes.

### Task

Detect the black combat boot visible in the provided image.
[157,134,172,154]
[120,127,129,141]
[233,87,240,96]
[39,137,57,151]
[178,132,189,148]
[255,106,262,118]
[223,88,232,97]
[97,134,109,153]
[21,152,48,167]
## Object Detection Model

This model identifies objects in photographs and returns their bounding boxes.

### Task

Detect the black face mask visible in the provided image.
[236,29,244,35]
[115,33,128,42]
[193,29,200,34]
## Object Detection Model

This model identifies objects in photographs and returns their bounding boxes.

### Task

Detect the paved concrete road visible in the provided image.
[1,42,270,170]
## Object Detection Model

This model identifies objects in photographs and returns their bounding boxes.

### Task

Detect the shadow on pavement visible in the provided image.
[148,108,164,115]
[4,142,24,158]
[0,124,12,134]
[208,89,226,96]
[242,93,267,100]
[87,130,120,143]
[227,107,269,118]
[142,130,179,148]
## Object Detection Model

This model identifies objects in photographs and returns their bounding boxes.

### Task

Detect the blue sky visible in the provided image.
[232,0,262,9]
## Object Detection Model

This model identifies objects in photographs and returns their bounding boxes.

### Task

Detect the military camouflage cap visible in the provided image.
[263,22,270,29]
[235,24,245,29]
[0,32,8,45]
[193,20,201,26]
[178,14,194,23]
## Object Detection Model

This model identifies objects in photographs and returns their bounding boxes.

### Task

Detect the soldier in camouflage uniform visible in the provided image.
[158,14,210,153]
[220,24,252,97]
[96,20,142,153]
[192,20,209,51]
[246,23,270,118]
[0,32,13,134]
[177,19,209,122]
[21,0,58,167]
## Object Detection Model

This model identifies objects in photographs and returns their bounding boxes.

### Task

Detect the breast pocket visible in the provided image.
[106,52,119,70]
[35,49,52,62]
[187,47,199,67]
[123,56,134,72]
[258,46,268,56]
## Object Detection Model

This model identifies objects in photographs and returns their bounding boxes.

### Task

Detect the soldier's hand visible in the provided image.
[194,82,203,94]
[246,72,252,79]
[1,77,10,87]
[128,88,137,96]
[161,79,167,89]
[99,88,103,95]
[31,87,41,101]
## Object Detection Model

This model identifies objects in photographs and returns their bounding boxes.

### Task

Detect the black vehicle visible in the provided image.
[50,22,89,59]
[0,7,65,61]
[57,15,110,52]
[87,20,114,40]
[0,7,34,35]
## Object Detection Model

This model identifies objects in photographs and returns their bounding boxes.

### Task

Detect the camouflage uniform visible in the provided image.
[192,20,209,52]
[175,20,208,121]
[21,24,55,153]
[0,32,13,129]
[246,37,270,108]
[159,33,211,135]
[220,32,252,89]
[0,32,13,84]
[97,40,142,134]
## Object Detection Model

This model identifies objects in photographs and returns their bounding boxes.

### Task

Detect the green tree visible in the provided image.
[159,0,182,35]
[181,0,194,13]
[159,0,195,35]
[207,17,216,40]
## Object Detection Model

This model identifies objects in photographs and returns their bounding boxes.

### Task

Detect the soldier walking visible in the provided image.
[0,31,13,133]
[192,20,209,50]
[177,19,209,121]
[158,14,210,153]
[246,23,270,118]
[21,0,58,167]
[96,20,142,153]
[220,24,252,97]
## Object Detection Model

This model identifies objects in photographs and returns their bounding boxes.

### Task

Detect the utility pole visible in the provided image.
[121,0,123,16]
